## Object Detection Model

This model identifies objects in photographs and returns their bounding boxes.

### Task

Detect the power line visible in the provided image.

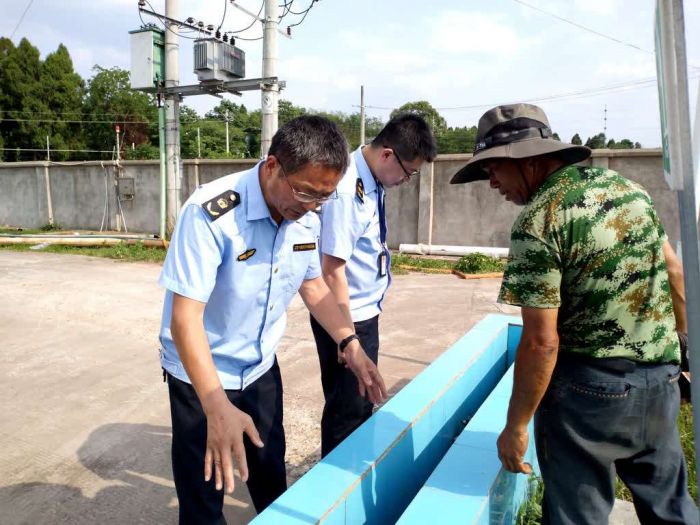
[217,0,228,32]
[360,74,699,112]
[1,118,151,124]
[0,110,150,118]
[227,1,264,35]
[512,0,700,72]
[141,0,206,40]
[287,0,317,28]
[0,147,115,153]
[10,0,35,39]
[513,0,650,54]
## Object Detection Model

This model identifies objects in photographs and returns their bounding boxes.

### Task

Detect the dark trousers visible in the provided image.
[536,356,698,525]
[167,360,286,525]
[310,314,380,457]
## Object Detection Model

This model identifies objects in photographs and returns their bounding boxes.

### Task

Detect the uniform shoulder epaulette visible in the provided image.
[355,178,364,204]
[202,190,240,221]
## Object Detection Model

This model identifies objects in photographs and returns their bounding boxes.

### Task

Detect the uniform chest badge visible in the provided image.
[356,178,364,203]
[202,190,240,221]
[293,243,316,252]
[237,248,256,261]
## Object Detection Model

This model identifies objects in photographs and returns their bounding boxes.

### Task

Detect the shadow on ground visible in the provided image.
[2,423,256,525]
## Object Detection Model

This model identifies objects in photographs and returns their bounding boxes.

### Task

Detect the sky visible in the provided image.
[2,0,700,148]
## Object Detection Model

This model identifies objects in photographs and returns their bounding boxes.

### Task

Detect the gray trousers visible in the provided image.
[535,355,698,525]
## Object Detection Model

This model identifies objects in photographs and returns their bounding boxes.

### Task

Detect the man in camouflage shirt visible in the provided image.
[451,104,697,524]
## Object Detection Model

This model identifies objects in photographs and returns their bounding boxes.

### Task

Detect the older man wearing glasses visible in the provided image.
[310,113,437,457]
[158,115,387,524]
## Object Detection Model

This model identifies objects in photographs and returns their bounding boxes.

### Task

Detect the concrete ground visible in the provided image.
[0,251,639,524]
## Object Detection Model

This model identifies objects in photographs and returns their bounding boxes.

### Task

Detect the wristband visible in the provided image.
[339,333,360,352]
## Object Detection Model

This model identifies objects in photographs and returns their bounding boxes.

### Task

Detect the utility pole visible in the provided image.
[165,0,182,236]
[115,127,121,161]
[197,126,201,158]
[225,109,230,155]
[360,85,366,145]
[655,0,700,502]
[261,0,279,157]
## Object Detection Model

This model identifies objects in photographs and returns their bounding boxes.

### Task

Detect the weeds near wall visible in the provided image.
[454,253,505,274]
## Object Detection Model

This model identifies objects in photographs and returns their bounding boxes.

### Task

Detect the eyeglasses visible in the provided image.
[279,162,338,204]
[393,151,421,178]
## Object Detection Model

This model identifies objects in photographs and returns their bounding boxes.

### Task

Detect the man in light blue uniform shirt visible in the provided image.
[310,114,436,456]
[159,116,387,524]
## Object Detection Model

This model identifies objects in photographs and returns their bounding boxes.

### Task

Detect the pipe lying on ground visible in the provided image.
[0,236,167,248]
[398,244,509,258]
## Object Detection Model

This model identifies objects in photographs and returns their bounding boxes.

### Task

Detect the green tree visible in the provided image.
[83,66,157,159]
[390,100,447,135]
[552,132,561,141]
[203,100,255,158]
[571,133,582,145]
[179,105,200,125]
[179,105,201,158]
[40,44,85,160]
[585,133,606,149]
[435,125,478,154]
[0,38,46,160]
[278,99,306,125]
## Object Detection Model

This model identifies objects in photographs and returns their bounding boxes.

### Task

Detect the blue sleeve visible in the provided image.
[158,204,223,303]
[304,230,322,280]
[320,193,366,261]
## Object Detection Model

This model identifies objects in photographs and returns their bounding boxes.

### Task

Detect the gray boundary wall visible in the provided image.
[0,150,680,248]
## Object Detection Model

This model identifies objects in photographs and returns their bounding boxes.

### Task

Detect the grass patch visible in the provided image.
[519,403,696,521]
[391,253,455,272]
[391,252,505,275]
[0,227,52,235]
[454,253,505,274]
[0,241,167,263]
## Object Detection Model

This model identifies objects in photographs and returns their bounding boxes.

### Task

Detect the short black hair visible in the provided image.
[371,113,437,162]
[269,115,349,175]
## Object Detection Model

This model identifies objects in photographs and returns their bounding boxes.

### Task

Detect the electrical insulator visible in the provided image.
[287,26,291,36]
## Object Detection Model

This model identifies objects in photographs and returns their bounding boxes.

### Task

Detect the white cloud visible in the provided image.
[573,0,622,15]
[594,57,657,81]
[428,11,521,56]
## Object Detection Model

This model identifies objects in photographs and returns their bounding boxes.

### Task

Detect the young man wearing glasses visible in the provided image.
[158,115,387,524]
[310,113,437,457]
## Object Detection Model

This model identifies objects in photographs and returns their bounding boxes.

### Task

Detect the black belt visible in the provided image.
[557,351,637,374]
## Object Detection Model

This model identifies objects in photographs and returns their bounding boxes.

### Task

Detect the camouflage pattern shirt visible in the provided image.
[498,165,680,363]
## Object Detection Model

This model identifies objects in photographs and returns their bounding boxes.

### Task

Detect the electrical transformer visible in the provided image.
[193,38,245,82]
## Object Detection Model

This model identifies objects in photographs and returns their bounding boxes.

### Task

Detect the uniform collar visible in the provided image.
[245,161,273,222]
[353,146,378,194]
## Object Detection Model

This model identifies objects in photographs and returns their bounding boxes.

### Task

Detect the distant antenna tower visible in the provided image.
[603,104,608,136]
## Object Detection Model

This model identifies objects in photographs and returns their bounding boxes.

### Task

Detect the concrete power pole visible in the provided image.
[261,0,279,158]
[165,0,182,236]
[360,85,365,145]
[225,109,230,155]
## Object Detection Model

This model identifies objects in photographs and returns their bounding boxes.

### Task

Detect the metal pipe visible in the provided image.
[0,236,166,247]
[399,244,508,258]
[159,104,167,240]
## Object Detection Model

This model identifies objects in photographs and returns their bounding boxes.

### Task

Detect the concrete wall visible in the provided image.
[0,150,680,247]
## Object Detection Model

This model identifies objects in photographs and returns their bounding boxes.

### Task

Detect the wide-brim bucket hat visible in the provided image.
[450,103,591,184]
